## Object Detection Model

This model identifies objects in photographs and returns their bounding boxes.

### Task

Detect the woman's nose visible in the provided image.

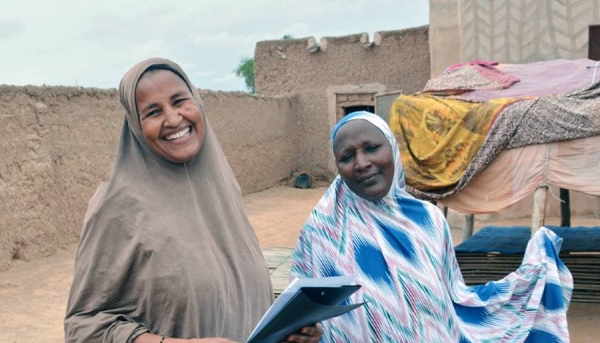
[163,106,182,127]
[354,152,371,170]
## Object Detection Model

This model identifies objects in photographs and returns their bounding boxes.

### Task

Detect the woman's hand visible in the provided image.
[283,323,323,343]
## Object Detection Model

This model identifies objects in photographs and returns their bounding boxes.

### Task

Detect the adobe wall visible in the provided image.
[429,0,600,76]
[0,86,298,271]
[429,0,461,77]
[200,91,299,193]
[254,26,431,178]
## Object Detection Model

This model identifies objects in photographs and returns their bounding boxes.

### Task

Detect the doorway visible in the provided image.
[335,93,376,122]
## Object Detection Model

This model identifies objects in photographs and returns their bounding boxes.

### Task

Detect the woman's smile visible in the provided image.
[164,126,192,141]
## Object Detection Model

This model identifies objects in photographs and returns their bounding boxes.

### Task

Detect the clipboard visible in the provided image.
[246,276,365,343]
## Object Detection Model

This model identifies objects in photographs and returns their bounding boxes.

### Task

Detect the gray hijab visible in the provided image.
[65,58,272,342]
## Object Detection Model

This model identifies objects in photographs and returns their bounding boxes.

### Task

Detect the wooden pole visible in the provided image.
[560,188,571,227]
[463,214,475,241]
[531,186,548,235]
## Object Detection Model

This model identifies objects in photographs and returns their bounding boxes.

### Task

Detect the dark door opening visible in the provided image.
[344,105,375,116]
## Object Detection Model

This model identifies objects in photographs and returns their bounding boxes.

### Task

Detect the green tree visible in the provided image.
[234,56,255,93]
[234,35,294,93]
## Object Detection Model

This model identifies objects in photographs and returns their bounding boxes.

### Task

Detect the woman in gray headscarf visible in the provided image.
[64,58,322,343]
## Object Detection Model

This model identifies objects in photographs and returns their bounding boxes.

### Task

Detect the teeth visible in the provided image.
[165,127,190,141]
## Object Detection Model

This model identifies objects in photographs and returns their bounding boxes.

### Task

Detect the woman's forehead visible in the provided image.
[333,120,387,149]
[137,68,186,89]
[336,119,384,138]
[136,70,190,101]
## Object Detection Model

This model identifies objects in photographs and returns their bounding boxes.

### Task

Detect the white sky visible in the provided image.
[0,0,429,91]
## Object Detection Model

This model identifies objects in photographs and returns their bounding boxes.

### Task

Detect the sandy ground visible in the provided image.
[0,185,599,342]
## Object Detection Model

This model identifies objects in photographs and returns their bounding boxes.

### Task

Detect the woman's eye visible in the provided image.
[365,145,380,153]
[340,155,353,163]
[173,98,187,106]
[145,109,160,118]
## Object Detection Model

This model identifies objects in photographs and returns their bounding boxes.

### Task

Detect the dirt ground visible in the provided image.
[0,185,598,342]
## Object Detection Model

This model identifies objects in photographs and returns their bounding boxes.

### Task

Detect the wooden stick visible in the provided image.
[531,186,548,235]
[463,214,475,241]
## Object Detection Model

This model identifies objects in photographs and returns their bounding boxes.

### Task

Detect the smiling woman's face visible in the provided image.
[333,120,395,201]
[135,69,205,163]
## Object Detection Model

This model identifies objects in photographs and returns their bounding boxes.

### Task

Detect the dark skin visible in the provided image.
[333,120,395,201]
[284,325,323,343]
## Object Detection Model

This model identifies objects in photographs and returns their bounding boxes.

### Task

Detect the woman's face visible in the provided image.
[135,69,205,163]
[333,120,395,201]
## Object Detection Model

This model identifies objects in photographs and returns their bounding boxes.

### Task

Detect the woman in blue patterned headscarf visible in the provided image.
[290,111,572,342]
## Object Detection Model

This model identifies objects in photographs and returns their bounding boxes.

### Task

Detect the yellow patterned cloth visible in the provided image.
[389,94,521,191]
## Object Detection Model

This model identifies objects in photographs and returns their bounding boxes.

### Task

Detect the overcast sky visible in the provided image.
[1,0,429,92]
